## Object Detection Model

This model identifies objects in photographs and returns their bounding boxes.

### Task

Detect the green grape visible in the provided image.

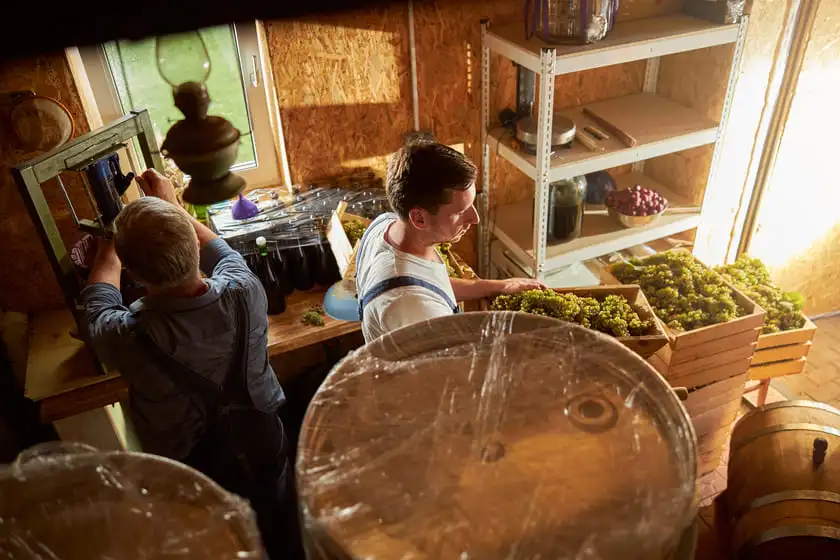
[492,290,652,338]
[716,255,806,334]
[610,251,747,332]
[342,220,368,246]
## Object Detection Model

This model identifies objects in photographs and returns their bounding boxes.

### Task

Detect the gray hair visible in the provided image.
[114,197,198,291]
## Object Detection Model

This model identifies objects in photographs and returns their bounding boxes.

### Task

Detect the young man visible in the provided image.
[82,169,301,559]
[355,142,544,342]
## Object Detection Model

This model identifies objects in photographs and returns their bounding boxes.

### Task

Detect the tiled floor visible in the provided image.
[691,315,840,559]
[776,315,840,407]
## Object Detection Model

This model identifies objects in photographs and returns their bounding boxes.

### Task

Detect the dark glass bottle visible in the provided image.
[303,244,325,287]
[271,245,294,295]
[313,242,341,286]
[255,237,286,315]
[290,244,314,291]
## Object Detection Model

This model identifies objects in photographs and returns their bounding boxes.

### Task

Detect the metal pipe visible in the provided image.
[407,0,420,131]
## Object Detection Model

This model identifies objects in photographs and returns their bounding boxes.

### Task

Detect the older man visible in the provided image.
[82,169,300,559]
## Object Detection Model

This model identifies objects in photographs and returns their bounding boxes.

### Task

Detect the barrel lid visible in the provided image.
[297,312,697,559]
[0,443,261,559]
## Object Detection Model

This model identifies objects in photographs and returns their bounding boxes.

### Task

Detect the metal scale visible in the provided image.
[12,109,163,323]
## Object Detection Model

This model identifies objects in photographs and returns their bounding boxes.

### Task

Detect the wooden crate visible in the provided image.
[551,285,670,358]
[748,316,817,381]
[684,372,749,475]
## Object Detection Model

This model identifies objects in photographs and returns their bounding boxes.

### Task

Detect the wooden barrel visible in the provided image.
[0,445,261,558]
[726,400,840,559]
[297,311,698,559]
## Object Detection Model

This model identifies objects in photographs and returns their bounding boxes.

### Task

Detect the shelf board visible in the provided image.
[492,172,702,271]
[489,93,718,182]
[487,14,739,76]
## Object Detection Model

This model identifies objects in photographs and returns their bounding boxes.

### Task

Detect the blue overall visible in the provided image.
[356,212,461,320]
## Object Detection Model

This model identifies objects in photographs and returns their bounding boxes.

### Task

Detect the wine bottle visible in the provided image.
[290,244,314,291]
[316,242,341,286]
[255,236,286,315]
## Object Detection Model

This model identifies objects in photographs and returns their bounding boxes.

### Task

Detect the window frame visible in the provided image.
[78,21,286,189]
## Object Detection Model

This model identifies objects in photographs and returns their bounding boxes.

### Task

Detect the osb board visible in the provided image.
[747,0,840,315]
[692,0,794,265]
[646,42,735,208]
[0,52,92,313]
[264,5,414,184]
[756,315,817,349]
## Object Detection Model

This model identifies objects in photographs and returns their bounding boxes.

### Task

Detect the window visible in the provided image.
[79,21,285,188]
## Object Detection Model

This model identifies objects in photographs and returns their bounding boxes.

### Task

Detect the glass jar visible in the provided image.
[548,176,587,244]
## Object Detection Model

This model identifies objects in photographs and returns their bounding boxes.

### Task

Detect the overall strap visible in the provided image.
[354,212,398,275]
[132,285,253,418]
[359,275,460,317]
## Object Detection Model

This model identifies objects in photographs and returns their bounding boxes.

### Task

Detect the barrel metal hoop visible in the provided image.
[736,490,840,519]
[730,423,840,455]
[734,400,840,431]
[738,525,840,555]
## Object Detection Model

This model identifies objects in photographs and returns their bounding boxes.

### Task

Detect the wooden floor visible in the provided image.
[692,315,840,560]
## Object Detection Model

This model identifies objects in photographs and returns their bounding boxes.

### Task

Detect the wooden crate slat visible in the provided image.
[684,372,749,416]
[755,316,817,350]
[690,396,742,436]
[752,341,812,365]
[748,357,807,380]
[667,343,756,378]
[662,327,761,365]
[654,354,752,389]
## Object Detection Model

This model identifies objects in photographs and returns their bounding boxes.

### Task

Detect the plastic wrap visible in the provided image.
[208,187,388,249]
[0,443,261,559]
[297,312,698,559]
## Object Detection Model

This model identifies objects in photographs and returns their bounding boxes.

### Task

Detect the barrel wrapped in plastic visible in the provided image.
[0,443,262,558]
[297,311,699,559]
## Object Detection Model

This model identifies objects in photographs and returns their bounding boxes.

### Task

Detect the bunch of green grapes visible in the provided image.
[611,251,746,332]
[343,220,368,246]
[435,243,460,278]
[716,256,805,334]
[491,289,652,338]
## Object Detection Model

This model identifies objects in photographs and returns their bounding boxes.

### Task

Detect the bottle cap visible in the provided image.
[256,236,267,247]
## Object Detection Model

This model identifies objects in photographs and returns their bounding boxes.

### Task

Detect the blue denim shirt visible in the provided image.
[81,238,285,460]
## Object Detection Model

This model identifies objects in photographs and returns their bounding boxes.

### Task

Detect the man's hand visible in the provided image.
[450,277,547,301]
[496,277,547,294]
[135,168,177,205]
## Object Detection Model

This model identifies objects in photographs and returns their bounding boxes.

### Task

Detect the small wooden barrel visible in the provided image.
[297,311,698,559]
[726,400,840,558]
[0,445,261,558]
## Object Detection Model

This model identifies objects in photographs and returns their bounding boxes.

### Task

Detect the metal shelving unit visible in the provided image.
[477,14,750,281]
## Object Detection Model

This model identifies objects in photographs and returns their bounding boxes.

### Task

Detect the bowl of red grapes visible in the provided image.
[605,185,669,228]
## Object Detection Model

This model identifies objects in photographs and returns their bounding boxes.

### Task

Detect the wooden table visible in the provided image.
[24,289,359,423]
[267,290,360,356]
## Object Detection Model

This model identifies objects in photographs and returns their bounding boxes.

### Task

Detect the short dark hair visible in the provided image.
[386,142,477,219]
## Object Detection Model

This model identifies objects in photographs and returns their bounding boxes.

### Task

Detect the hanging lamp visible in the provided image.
[156,30,245,205]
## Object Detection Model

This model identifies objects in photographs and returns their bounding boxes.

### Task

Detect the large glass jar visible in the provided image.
[548,176,587,244]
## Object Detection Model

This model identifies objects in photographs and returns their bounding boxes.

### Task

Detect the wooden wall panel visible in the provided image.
[265,6,414,183]
[646,43,734,204]
[0,53,91,313]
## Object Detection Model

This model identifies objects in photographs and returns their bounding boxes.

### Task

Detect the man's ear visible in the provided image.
[408,207,427,230]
